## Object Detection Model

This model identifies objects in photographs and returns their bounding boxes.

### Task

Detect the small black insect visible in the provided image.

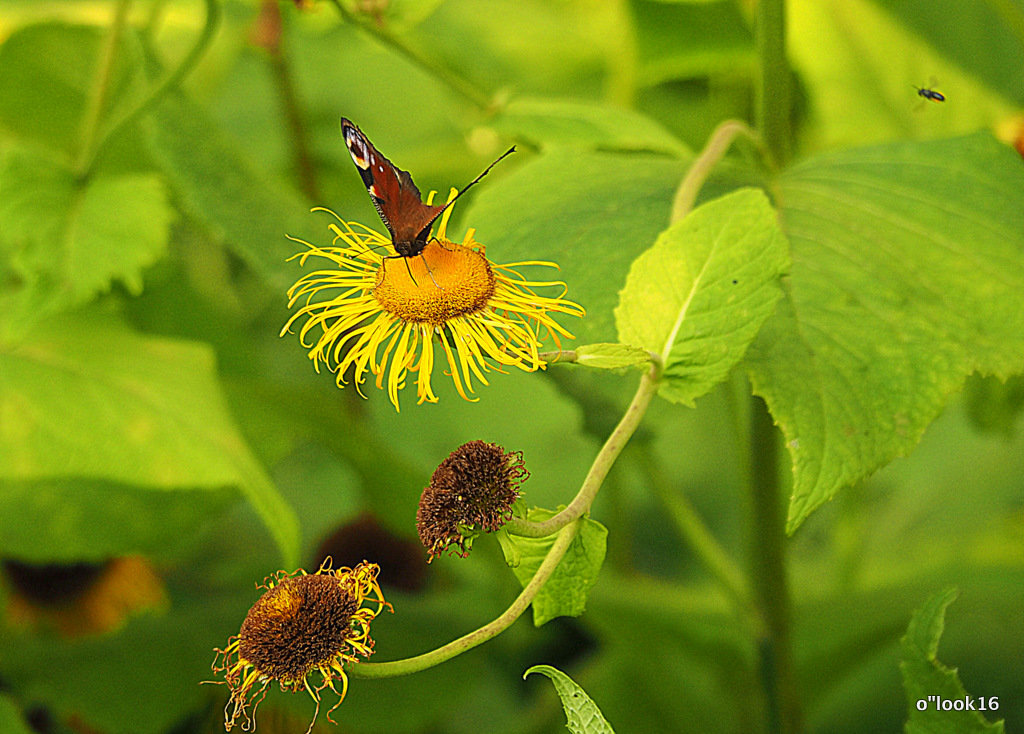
[913,84,945,103]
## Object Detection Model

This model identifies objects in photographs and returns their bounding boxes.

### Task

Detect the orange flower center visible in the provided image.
[373,240,496,325]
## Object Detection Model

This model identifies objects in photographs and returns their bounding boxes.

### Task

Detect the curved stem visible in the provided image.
[348,520,580,678]
[670,119,768,223]
[327,0,493,111]
[641,445,758,629]
[505,363,661,539]
[75,0,132,178]
[78,0,221,178]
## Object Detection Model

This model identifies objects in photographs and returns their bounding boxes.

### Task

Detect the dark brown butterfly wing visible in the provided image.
[341,117,445,257]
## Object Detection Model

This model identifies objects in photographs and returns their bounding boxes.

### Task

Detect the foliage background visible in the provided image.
[0,1,1022,733]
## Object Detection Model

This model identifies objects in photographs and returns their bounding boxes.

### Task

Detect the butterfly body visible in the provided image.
[340,117,515,261]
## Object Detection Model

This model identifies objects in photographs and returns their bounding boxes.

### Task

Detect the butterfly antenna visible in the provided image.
[437,146,517,216]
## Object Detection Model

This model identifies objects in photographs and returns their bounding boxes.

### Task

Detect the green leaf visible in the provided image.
[492,97,688,155]
[617,188,789,405]
[0,22,145,157]
[505,509,607,626]
[900,588,1005,733]
[0,146,171,337]
[631,0,755,85]
[524,664,616,734]
[573,343,652,371]
[463,149,688,345]
[148,93,321,294]
[0,312,298,565]
[748,133,1024,532]
[788,0,1013,149]
[0,478,236,562]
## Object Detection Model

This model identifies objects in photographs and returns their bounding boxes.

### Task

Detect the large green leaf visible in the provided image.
[630,0,755,85]
[789,0,1013,150]
[148,93,320,295]
[0,22,144,157]
[0,146,171,338]
[463,149,688,344]
[748,132,1024,532]
[492,97,688,155]
[0,312,298,564]
[900,588,1005,733]
[616,188,788,404]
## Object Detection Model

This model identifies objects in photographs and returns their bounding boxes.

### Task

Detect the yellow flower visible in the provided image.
[281,193,584,410]
[209,560,390,733]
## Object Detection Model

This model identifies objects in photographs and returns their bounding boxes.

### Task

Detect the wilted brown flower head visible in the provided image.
[416,441,528,560]
[208,560,390,733]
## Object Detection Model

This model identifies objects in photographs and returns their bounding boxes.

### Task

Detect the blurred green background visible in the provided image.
[0,1,1022,733]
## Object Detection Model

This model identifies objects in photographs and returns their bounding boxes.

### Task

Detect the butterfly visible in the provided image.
[340,117,516,265]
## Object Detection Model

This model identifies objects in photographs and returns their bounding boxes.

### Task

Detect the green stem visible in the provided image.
[350,362,660,677]
[75,0,132,178]
[348,520,580,678]
[754,0,791,168]
[670,119,767,223]
[643,445,758,627]
[78,0,221,178]
[262,1,321,201]
[748,396,801,734]
[504,363,661,539]
[327,0,493,111]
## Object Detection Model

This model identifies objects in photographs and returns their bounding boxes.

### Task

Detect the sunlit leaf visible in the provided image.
[492,97,688,155]
[748,132,1024,532]
[617,188,789,405]
[0,312,298,564]
[0,146,171,337]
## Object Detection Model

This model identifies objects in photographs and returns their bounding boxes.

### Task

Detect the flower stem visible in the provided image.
[77,0,221,179]
[642,445,759,628]
[257,0,321,200]
[504,363,661,538]
[327,0,494,111]
[754,0,791,167]
[348,519,581,678]
[670,119,768,223]
[350,363,661,677]
[748,397,801,733]
[75,0,132,179]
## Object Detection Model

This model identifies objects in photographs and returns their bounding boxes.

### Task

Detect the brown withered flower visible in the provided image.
[208,559,390,733]
[416,441,528,560]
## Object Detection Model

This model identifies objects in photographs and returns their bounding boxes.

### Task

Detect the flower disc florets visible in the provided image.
[209,560,390,733]
[416,441,528,560]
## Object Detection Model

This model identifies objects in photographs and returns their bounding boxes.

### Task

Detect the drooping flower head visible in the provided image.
[209,560,390,733]
[417,440,528,560]
[281,192,584,410]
